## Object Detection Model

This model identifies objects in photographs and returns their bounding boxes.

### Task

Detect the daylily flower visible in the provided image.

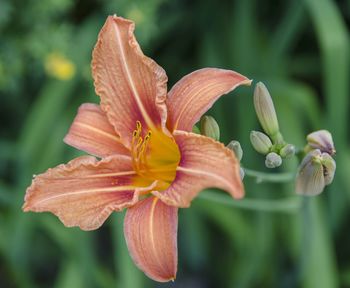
[23,15,251,282]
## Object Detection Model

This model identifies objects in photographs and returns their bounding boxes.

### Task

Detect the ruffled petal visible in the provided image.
[124,196,178,282]
[152,131,244,207]
[64,103,129,158]
[23,155,155,231]
[92,15,168,147]
[166,68,251,132]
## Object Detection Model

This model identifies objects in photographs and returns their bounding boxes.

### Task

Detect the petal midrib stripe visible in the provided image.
[80,170,136,178]
[176,166,234,190]
[76,122,123,142]
[149,198,165,276]
[113,22,155,129]
[34,185,138,206]
[172,82,232,130]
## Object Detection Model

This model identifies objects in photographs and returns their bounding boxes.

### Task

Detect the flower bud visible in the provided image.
[192,125,200,134]
[280,144,295,158]
[320,153,336,185]
[227,140,243,161]
[265,152,282,168]
[296,150,324,196]
[200,115,220,141]
[295,149,336,196]
[250,131,272,155]
[306,130,335,155]
[254,82,280,137]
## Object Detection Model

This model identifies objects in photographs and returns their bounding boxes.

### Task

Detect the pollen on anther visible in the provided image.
[145,131,152,141]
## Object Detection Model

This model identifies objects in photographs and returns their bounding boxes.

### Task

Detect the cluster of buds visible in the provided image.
[296,130,336,196]
[250,82,295,168]
[199,115,245,180]
[197,87,336,197]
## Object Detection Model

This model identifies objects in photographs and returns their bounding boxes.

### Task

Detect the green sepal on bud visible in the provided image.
[295,149,336,196]
[265,152,282,168]
[280,144,295,158]
[254,82,280,138]
[250,131,272,155]
[227,140,243,161]
[200,115,220,141]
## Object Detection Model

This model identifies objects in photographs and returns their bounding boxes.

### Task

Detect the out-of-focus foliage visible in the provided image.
[0,0,349,287]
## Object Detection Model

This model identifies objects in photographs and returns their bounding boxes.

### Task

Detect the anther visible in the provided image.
[136,120,142,131]
[131,122,152,173]
[144,131,152,141]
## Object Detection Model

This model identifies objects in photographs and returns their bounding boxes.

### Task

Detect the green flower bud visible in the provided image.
[280,144,295,158]
[250,131,272,155]
[306,130,335,156]
[200,115,220,141]
[265,152,282,168]
[227,140,243,161]
[295,149,336,196]
[254,82,280,137]
[192,125,201,134]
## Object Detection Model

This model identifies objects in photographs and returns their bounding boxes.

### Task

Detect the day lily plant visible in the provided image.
[23,15,251,282]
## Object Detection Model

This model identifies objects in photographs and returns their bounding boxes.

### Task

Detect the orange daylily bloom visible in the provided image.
[23,15,251,282]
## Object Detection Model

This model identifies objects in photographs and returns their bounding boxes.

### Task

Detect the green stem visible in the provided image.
[111,213,144,288]
[197,190,301,213]
[271,131,285,145]
[244,168,295,183]
[299,196,311,281]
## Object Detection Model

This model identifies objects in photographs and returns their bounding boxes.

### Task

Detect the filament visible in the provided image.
[131,121,152,174]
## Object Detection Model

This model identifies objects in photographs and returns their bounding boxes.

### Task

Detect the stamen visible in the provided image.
[131,122,152,174]
[130,121,179,189]
[136,120,142,131]
[131,130,138,150]
[140,131,152,166]
[135,137,144,156]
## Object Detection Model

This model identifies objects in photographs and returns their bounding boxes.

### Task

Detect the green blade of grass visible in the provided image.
[111,212,146,288]
[300,197,338,288]
[304,0,350,149]
[304,0,350,231]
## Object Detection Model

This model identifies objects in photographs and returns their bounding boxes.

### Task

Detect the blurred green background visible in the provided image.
[1,0,350,287]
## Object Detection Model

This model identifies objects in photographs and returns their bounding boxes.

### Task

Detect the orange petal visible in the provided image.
[124,197,178,282]
[166,68,251,132]
[152,131,244,207]
[23,155,154,231]
[64,103,130,158]
[92,15,168,147]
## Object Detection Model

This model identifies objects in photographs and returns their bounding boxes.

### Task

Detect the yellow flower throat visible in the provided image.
[131,121,180,190]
